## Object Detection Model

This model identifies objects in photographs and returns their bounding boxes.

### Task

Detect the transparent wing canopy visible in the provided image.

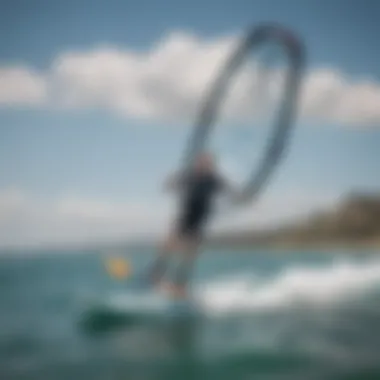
[181,23,306,213]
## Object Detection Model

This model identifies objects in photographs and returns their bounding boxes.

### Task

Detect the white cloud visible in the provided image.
[50,32,236,120]
[0,67,47,105]
[0,30,380,127]
[55,196,171,226]
[300,69,380,126]
[0,188,335,249]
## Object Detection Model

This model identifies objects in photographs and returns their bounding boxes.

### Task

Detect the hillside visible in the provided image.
[210,193,380,248]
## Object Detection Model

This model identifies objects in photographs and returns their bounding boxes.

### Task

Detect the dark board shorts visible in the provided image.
[175,206,209,239]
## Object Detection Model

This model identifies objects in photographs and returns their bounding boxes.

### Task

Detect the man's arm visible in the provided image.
[219,176,238,198]
[219,176,248,204]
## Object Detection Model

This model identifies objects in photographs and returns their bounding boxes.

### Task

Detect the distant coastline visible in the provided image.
[208,193,380,251]
[207,240,380,251]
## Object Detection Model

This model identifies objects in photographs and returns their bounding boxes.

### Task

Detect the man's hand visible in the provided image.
[222,179,246,204]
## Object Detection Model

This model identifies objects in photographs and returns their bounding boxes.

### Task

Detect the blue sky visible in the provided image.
[0,0,379,247]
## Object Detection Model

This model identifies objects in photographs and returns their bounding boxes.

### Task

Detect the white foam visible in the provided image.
[194,257,380,316]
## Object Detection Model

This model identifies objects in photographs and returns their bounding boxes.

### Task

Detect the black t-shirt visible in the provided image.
[179,171,225,215]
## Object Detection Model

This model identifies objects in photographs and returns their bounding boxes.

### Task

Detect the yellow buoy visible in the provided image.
[105,257,131,279]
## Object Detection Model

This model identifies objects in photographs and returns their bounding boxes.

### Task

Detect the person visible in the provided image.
[147,152,238,298]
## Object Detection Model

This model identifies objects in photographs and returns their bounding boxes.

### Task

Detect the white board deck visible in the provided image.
[85,290,200,321]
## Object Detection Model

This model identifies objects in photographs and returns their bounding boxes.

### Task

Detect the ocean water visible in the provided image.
[1,247,380,380]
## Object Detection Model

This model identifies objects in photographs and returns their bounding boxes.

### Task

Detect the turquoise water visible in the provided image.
[1,247,380,380]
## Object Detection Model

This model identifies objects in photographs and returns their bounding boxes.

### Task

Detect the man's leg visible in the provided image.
[148,231,181,285]
[167,235,202,297]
